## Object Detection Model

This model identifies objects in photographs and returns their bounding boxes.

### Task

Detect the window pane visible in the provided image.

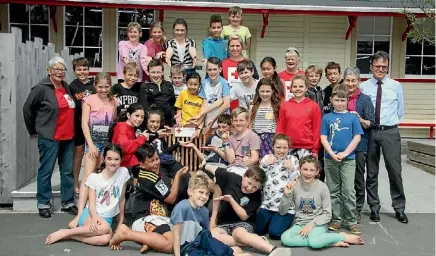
[9,3,29,24]
[356,55,371,74]
[374,17,391,35]
[423,40,435,56]
[142,29,150,41]
[357,41,373,54]
[69,47,83,56]
[423,57,435,75]
[85,27,102,47]
[65,6,83,26]
[357,17,374,35]
[10,24,29,43]
[65,26,83,47]
[31,25,49,45]
[30,5,49,24]
[406,38,422,55]
[118,28,127,42]
[117,8,154,29]
[84,7,102,26]
[405,56,422,75]
[374,41,390,53]
[85,47,102,68]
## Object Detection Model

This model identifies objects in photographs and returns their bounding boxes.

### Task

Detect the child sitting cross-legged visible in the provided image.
[171,171,251,256]
[280,155,364,249]
[255,134,299,240]
[108,144,189,253]
[203,165,292,256]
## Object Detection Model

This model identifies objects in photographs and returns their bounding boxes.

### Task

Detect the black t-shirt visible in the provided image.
[111,83,141,115]
[69,78,96,128]
[215,168,261,224]
[139,80,176,126]
[132,167,171,222]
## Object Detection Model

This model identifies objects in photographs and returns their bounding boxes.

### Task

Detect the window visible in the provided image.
[64,7,103,68]
[117,8,154,43]
[9,4,50,45]
[405,22,435,76]
[356,17,392,74]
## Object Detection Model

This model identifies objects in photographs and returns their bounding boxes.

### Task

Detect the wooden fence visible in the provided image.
[0,28,82,203]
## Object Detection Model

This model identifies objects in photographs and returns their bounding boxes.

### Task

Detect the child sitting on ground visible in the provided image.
[280,155,364,248]
[171,172,251,256]
[255,134,299,240]
[46,145,130,246]
[108,144,189,253]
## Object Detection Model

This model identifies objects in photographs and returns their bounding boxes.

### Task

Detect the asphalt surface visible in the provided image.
[0,212,434,256]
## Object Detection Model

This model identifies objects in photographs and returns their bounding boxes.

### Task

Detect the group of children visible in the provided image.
[44,5,369,256]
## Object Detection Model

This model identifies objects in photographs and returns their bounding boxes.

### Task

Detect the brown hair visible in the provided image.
[250,78,281,123]
[147,58,164,72]
[228,6,242,16]
[127,22,142,32]
[217,114,231,125]
[299,155,321,171]
[305,65,323,76]
[291,74,307,87]
[72,57,89,70]
[170,63,185,76]
[244,165,267,185]
[94,72,115,104]
[149,21,165,45]
[227,35,244,48]
[210,14,223,26]
[236,60,254,73]
[123,62,139,75]
[188,171,214,192]
[231,107,249,120]
[273,134,292,148]
[331,84,348,99]
[325,61,341,74]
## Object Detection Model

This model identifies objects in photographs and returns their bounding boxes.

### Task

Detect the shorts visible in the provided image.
[74,127,85,146]
[85,143,107,154]
[131,215,171,235]
[78,207,113,226]
[217,222,254,235]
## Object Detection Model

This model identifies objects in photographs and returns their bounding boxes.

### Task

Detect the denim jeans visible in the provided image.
[37,137,75,209]
[255,208,295,240]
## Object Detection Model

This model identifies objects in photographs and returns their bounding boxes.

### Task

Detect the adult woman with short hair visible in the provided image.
[23,56,78,218]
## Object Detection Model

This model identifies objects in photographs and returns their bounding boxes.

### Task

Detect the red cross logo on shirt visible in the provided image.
[176,128,182,134]
[231,69,239,79]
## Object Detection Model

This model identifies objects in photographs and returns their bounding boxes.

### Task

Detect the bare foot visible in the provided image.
[139,244,150,254]
[109,224,129,250]
[68,216,80,229]
[45,229,69,245]
[343,233,364,245]
[332,241,349,247]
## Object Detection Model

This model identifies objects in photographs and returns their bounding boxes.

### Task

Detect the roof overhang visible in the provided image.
[0,0,431,17]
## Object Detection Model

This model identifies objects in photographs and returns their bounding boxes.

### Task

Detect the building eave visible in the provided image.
[1,0,430,16]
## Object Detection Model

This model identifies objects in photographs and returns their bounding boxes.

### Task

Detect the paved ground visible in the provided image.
[1,154,435,256]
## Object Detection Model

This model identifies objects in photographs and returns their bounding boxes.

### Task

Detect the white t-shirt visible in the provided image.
[173,84,187,99]
[230,80,258,110]
[85,167,130,218]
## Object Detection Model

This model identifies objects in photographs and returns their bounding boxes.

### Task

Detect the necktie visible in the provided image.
[375,80,383,125]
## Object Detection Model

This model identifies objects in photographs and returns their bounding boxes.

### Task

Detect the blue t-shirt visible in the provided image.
[202,37,229,61]
[199,76,230,126]
[321,111,363,160]
[170,199,210,246]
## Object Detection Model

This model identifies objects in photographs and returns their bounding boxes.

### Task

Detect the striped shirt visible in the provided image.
[165,38,196,69]
[252,106,277,133]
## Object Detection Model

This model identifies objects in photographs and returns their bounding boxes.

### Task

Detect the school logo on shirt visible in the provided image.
[184,100,202,108]
[63,94,75,108]
[240,196,249,207]
[299,197,316,214]
[155,180,169,196]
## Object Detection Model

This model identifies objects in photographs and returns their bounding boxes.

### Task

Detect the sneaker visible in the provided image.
[328,222,341,231]
[269,247,292,256]
[349,224,361,235]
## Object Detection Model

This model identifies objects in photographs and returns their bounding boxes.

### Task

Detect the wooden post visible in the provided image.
[0,31,18,203]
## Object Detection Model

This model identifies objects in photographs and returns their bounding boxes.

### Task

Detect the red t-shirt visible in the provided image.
[53,88,75,140]
[278,69,305,101]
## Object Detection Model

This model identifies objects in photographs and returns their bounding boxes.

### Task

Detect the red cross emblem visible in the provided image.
[231,68,239,79]
[176,128,182,134]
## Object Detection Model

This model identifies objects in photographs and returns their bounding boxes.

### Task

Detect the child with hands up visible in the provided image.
[279,155,364,249]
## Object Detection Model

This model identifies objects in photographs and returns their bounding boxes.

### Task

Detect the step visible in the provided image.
[406,139,435,175]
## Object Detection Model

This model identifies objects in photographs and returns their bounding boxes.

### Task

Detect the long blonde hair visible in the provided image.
[149,21,166,45]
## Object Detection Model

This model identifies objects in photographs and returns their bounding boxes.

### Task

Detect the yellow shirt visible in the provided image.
[175,89,203,126]
[221,25,252,57]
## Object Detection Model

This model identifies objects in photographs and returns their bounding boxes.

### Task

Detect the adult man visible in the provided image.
[360,51,407,224]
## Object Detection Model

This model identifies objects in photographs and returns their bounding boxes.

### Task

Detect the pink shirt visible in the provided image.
[117,41,148,82]
[145,39,164,57]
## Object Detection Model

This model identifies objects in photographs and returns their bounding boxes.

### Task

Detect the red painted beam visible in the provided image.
[0,0,420,17]
[402,19,414,41]
[261,11,269,39]
[158,9,164,23]
[345,16,358,40]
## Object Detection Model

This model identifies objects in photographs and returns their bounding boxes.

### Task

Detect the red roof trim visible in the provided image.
[1,0,416,17]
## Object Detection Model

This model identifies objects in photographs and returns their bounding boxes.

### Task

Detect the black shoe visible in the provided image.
[38,208,51,218]
[61,205,78,216]
[395,211,408,224]
[370,210,380,222]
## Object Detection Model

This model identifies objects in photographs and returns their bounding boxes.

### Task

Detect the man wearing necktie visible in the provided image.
[360,51,407,224]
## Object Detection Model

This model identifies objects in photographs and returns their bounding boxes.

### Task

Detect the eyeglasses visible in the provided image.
[372,65,388,71]
[51,68,67,73]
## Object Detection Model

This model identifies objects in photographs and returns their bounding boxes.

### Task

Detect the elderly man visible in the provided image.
[360,51,407,224]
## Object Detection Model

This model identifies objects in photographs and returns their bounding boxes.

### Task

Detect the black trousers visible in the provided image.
[354,151,367,212]
[366,127,406,211]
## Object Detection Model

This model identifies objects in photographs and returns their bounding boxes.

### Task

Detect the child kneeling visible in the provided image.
[280,156,364,249]
[171,171,250,256]
[46,145,130,246]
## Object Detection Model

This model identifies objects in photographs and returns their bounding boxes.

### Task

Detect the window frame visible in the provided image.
[405,38,435,78]
[8,3,51,45]
[355,16,393,78]
[115,8,156,67]
[63,6,104,72]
